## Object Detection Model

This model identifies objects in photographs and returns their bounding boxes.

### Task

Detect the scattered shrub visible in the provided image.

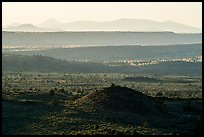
[59,88,65,93]
[156,91,163,97]
[94,125,99,130]
[50,98,60,105]
[50,89,55,96]
[111,83,115,87]
[133,129,140,135]
[142,121,151,128]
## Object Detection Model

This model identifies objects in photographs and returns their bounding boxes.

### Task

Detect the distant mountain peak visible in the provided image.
[3,23,39,31]
[4,18,202,33]
[18,24,38,28]
[3,23,62,32]
[37,18,61,28]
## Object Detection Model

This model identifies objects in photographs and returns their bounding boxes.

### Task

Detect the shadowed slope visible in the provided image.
[76,85,165,115]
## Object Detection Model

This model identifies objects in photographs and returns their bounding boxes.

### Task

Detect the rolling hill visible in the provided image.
[3,44,201,62]
[2,54,202,75]
[2,31,202,47]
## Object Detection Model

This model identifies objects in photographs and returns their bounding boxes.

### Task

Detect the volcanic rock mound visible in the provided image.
[76,85,165,114]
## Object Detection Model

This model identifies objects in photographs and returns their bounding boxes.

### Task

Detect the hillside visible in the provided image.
[2,54,110,73]
[2,54,202,75]
[5,43,201,62]
[2,31,202,47]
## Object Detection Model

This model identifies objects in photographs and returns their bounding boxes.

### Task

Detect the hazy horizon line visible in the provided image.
[3,18,202,29]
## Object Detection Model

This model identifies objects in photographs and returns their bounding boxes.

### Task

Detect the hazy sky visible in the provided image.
[2,2,202,28]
